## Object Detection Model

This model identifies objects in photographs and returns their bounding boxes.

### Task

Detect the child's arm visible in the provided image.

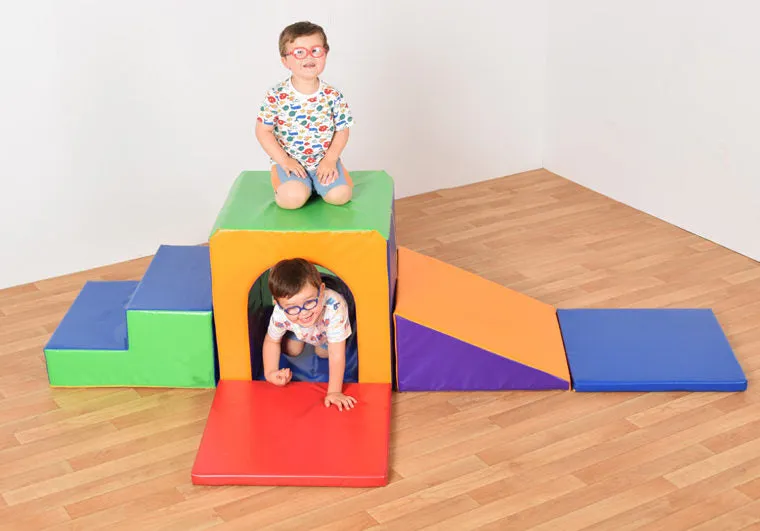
[263,333,291,386]
[323,128,349,163]
[324,340,357,411]
[316,129,350,184]
[254,121,307,179]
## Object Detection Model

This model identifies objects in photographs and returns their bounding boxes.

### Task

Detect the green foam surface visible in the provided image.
[210,170,394,239]
[45,311,215,388]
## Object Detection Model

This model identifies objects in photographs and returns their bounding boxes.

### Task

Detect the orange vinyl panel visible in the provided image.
[394,247,570,382]
[210,230,392,384]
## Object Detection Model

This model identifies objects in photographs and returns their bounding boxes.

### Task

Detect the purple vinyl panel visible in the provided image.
[395,316,569,391]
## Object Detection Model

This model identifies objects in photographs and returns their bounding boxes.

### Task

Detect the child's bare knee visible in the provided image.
[275,182,310,209]
[324,185,352,206]
[283,338,305,357]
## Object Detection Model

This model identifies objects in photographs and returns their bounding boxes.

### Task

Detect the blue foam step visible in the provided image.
[557,308,747,392]
[127,245,212,312]
[45,281,138,351]
[278,339,359,384]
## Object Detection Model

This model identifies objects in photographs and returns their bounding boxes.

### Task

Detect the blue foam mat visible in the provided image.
[253,339,359,384]
[45,281,138,351]
[127,245,212,312]
[282,340,359,384]
[557,308,747,392]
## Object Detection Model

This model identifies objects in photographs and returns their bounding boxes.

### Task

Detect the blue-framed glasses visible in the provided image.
[279,287,321,316]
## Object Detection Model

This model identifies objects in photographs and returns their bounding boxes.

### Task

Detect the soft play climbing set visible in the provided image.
[44,170,748,488]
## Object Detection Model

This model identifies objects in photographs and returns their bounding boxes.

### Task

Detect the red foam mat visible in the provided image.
[191,380,391,487]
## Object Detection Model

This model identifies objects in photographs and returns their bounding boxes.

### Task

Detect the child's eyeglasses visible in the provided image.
[283,46,327,60]
[279,287,322,316]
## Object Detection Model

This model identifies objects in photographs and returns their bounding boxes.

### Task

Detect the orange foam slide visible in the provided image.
[393,247,571,391]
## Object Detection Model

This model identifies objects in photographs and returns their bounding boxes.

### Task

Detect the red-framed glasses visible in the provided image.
[283,46,327,60]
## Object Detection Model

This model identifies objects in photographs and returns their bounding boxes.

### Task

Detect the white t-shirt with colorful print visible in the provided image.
[256,77,354,171]
[267,288,352,350]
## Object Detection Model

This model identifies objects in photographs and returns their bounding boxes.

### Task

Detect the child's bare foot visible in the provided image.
[315,345,328,358]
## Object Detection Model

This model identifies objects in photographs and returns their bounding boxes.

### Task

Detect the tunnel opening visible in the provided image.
[247,265,359,383]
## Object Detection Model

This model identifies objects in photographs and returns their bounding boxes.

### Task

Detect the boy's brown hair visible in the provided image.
[279,21,329,56]
[268,258,322,300]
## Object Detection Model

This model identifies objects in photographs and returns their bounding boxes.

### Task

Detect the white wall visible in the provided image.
[544,0,760,262]
[0,1,547,289]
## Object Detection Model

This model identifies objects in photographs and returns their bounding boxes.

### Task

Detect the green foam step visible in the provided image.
[45,310,215,388]
[44,251,217,389]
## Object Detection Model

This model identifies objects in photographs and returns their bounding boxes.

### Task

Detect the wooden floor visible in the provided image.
[1,169,759,530]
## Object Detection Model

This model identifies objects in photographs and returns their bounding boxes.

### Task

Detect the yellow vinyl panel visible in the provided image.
[210,230,392,384]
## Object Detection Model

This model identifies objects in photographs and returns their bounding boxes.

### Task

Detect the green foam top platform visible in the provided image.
[210,170,394,240]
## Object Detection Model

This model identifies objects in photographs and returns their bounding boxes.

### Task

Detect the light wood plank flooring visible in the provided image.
[1,169,758,530]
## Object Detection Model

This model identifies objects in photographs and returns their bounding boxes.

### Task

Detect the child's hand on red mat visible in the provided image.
[282,158,307,179]
[266,368,292,386]
[316,158,338,185]
[324,392,357,411]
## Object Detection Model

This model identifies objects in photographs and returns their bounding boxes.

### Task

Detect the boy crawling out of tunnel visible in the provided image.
[261,258,357,411]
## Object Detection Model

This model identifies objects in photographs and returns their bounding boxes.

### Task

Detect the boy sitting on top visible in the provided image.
[255,21,354,210]
[263,258,358,411]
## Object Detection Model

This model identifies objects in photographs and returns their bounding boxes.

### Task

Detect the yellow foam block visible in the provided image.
[210,230,392,384]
